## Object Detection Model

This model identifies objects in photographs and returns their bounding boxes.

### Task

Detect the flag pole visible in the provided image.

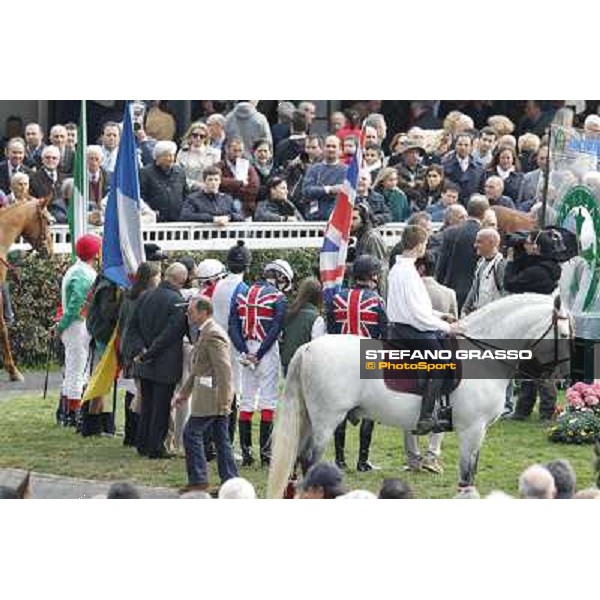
[81,100,88,236]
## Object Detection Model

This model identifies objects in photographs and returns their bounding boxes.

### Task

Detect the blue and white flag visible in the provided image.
[102,102,145,288]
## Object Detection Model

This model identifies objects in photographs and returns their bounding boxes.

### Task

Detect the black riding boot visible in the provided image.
[123,392,137,446]
[56,394,68,426]
[334,419,347,469]
[413,378,442,435]
[80,409,103,437]
[259,420,273,467]
[229,395,238,444]
[239,420,255,467]
[357,419,380,472]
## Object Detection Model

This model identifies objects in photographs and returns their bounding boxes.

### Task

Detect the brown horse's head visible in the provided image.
[21,197,54,258]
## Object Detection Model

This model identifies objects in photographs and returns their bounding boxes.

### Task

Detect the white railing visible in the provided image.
[10,221,442,254]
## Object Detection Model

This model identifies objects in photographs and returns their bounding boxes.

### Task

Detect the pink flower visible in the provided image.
[591,383,600,395]
[586,395,600,407]
[572,382,589,393]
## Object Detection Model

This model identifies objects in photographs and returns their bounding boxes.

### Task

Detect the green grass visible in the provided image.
[0,393,597,498]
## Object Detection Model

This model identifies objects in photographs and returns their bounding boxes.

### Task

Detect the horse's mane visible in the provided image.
[0,198,38,215]
[460,293,553,338]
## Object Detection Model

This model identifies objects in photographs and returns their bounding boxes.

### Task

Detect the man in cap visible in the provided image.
[296,461,348,499]
[55,233,102,427]
[229,258,292,467]
[326,254,387,472]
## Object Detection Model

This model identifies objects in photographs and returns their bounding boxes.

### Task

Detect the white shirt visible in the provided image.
[212,272,244,331]
[458,156,470,172]
[475,253,504,309]
[102,147,118,175]
[387,256,450,333]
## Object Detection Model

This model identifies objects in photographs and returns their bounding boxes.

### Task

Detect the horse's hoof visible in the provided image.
[9,371,24,382]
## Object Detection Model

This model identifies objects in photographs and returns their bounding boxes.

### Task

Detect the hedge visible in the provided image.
[3,247,319,368]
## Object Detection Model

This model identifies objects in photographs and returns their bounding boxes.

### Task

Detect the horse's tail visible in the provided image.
[267,346,309,499]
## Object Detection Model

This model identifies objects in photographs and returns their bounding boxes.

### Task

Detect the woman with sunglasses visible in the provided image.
[176,122,221,190]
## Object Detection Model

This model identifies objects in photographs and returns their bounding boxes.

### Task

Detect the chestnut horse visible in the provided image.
[0,198,53,381]
[491,205,537,236]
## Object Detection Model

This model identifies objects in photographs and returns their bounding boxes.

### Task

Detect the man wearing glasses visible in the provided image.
[30,145,64,201]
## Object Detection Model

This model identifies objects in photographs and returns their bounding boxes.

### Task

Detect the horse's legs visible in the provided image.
[0,289,23,382]
[457,424,486,489]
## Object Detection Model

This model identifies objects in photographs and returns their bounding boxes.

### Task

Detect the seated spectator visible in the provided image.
[274,109,308,169]
[302,135,347,221]
[518,464,556,499]
[356,169,391,226]
[180,166,243,224]
[545,459,576,499]
[140,141,188,222]
[217,137,260,218]
[176,121,220,191]
[30,145,64,201]
[296,462,348,499]
[48,178,70,224]
[252,139,276,203]
[7,172,33,205]
[378,478,414,499]
[484,175,516,208]
[0,138,30,195]
[254,176,303,222]
[107,481,141,499]
[364,142,383,182]
[427,181,460,222]
[392,137,427,210]
[373,167,410,222]
[218,477,257,499]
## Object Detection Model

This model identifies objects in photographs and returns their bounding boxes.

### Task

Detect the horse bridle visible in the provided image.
[458,306,573,379]
[27,200,52,256]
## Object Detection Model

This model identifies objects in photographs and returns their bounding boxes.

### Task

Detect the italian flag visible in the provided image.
[68,100,88,260]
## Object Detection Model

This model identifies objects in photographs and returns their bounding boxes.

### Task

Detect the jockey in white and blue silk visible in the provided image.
[229,259,292,467]
[326,254,388,472]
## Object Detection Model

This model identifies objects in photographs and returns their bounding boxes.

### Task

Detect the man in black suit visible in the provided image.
[128,263,188,459]
[29,145,64,201]
[443,133,485,206]
[24,122,46,169]
[0,138,31,194]
[435,194,490,311]
[49,124,74,176]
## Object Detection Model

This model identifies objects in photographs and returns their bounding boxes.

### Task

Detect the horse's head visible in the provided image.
[21,197,54,258]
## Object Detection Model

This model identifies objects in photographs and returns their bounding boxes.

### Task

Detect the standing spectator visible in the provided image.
[174,296,239,494]
[29,145,64,201]
[363,143,383,182]
[484,175,516,209]
[393,138,427,210]
[229,260,292,467]
[86,145,110,225]
[252,139,275,203]
[0,138,30,194]
[482,146,523,203]
[271,101,295,149]
[518,145,548,210]
[255,176,303,222]
[128,263,188,459]
[49,125,74,176]
[180,166,243,223]
[436,195,490,311]
[218,137,260,218]
[176,122,221,190]
[329,111,346,134]
[24,122,46,169]
[298,101,316,132]
[206,113,227,153]
[373,167,410,222]
[65,123,77,151]
[140,141,188,222]
[100,121,120,178]
[285,134,323,215]
[462,228,505,316]
[427,181,460,222]
[55,234,102,427]
[420,164,445,211]
[341,136,359,166]
[336,108,362,143]
[517,101,553,137]
[517,133,541,173]
[443,133,485,205]
[274,110,308,169]
[364,113,388,148]
[302,135,347,221]
[356,169,391,226]
[224,101,272,157]
[472,126,498,167]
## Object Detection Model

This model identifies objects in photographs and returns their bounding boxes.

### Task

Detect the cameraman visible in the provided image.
[504,229,563,423]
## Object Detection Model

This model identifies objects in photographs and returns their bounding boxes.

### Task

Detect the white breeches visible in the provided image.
[60,320,91,400]
[239,341,280,413]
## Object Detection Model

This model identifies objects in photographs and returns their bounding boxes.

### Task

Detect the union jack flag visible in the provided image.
[320,143,362,304]
[236,283,282,342]
[332,288,382,338]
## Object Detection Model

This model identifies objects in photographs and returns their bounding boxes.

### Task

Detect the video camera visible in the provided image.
[504,231,530,248]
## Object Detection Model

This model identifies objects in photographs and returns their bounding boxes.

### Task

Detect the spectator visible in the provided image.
[341,135,359,165]
[224,101,272,157]
[373,167,410,222]
[176,121,221,191]
[518,145,548,210]
[285,134,323,215]
[472,126,497,167]
[443,133,485,205]
[252,139,275,203]
[329,111,346,134]
[484,175,516,208]
[583,114,600,138]
[420,164,445,211]
[140,141,188,222]
[218,477,257,499]
[296,462,348,499]
[206,113,227,153]
[518,133,541,173]
[378,478,414,499]
[100,121,120,178]
[217,137,260,218]
[436,194,490,311]
[254,176,303,222]
[24,122,46,169]
[392,137,427,210]
[107,482,140,499]
[487,114,515,137]
[180,166,243,224]
[336,108,362,143]
[0,138,30,194]
[427,181,460,222]
[518,101,554,137]
[127,262,188,459]
[302,135,347,221]
[174,296,239,494]
[356,169,391,226]
[271,101,296,149]
[65,122,77,151]
[49,124,74,176]
[364,113,388,146]
[86,145,110,225]
[298,101,316,132]
[482,146,523,203]
[274,109,308,169]
[363,143,383,182]
[364,126,379,147]
[145,101,177,141]
[545,459,576,499]
[30,145,64,201]
[6,172,33,205]
[443,203,468,228]
[518,464,556,499]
